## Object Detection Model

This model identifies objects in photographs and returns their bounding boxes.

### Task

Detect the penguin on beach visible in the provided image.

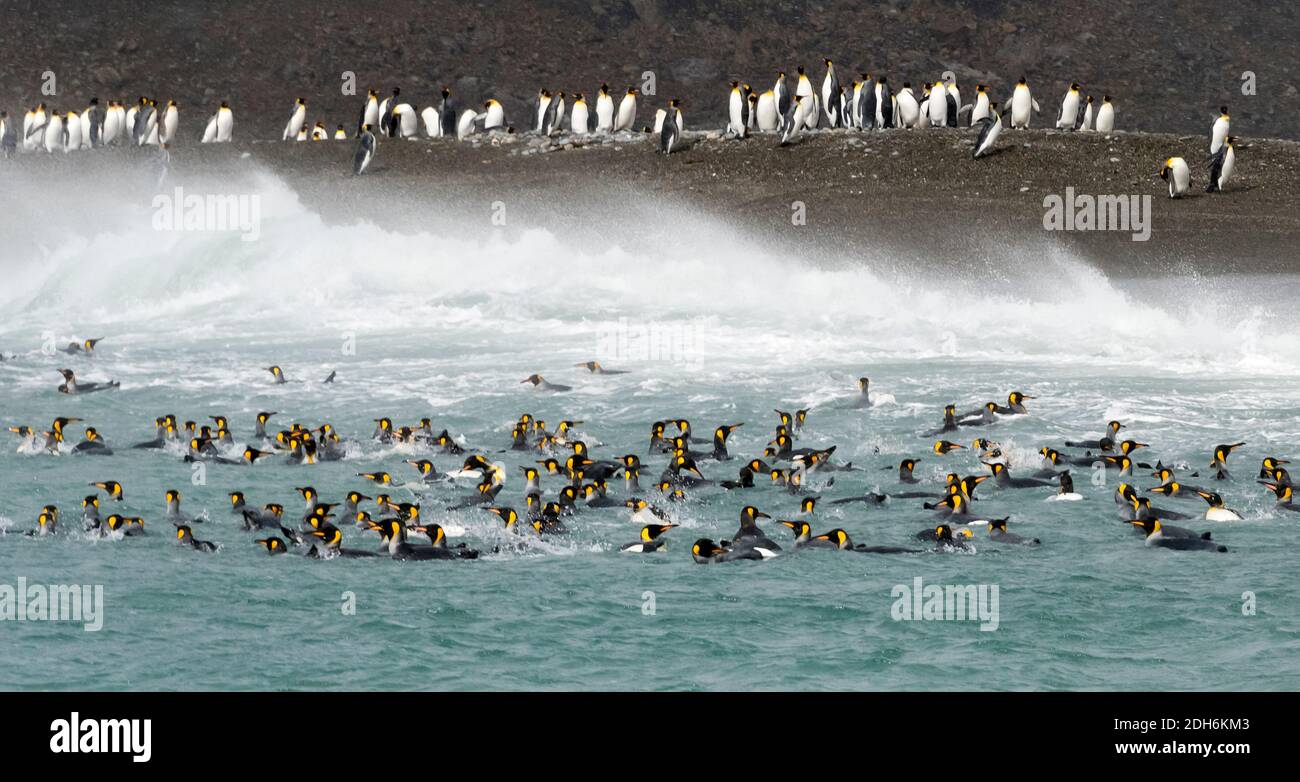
[1160,157,1190,198]
[353,124,376,175]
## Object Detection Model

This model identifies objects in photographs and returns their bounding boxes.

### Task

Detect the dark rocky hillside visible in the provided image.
[2,0,1296,140]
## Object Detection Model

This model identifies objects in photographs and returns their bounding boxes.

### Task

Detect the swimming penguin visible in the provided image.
[987,462,1054,489]
[972,104,1006,159]
[1205,135,1237,193]
[1209,442,1246,479]
[283,98,307,141]
[1210,106,1230,154]
[1056,83,1082,129]
[710,423,742,460]
[1052,471,1083,501]
[59,337,103,355]
[164,489,204,525]
[521,374,571,392]
[71,426,112,456]
[57,368,118,394]
[933,440,965,456]
[1132,519,1226,552]
[256,537,288,555]
[309,524,377,559]
[620,523,678,553]
[1195,491,1243,521]
[1009,77,1040,129]
[354,124,376,175]
[266,365,288,384]
[26,506,60,537]
[922,524,973,551]
[1160,157,1190,198]
[813,528,921,554]
[845,376,873,408]
[614,87,638,132]
[987,518,1040,545]
[1095,96,1115,133]
[691,538,777,563]
[175,524,218,552]
[659,100,680,154]
[731,505,782,552]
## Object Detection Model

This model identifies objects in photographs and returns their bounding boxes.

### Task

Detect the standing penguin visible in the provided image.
[63,111,83,151]
[570,93,590,134]
[614,87,637,131]
[821,59,841,127]
[103,101,124,145]
[438,88,459,137]
[944,76,961,126]
[728,81,748,137]
[214,101,234,142]
[972,104,1007,158]
[357,89,379,134]
[283,98,306,141]
[0,112,14,158]
[1095,95,1116,133]
[481,99,506,130]
[773,71,790,129]
[659,101,680,154]
[1205,136,1237,193]
[534,89,552,132]
[83,97,104,147]
[780,94,807,145]
[43,111,64,153]
[875,77,894,128]
[1210,106,1230,154]
[969,85,991,125]
[159,100,179,145]
[1056,83,1082,129]
[1160,157,1190,198]
[927,80,948,127]
[896,83,920,128]
[353,124,376,175]
[1009,77,1040,129]
[795,65,814,99]
[595,84,615,131]
[756,89,778,131]
[1077,95,1094,131]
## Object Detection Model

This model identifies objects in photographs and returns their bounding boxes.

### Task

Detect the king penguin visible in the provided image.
[1095,95,1115,133]
[1009,77,1040,129]
[1210,106,1230,154]
[1160,157,1190,198]
[1056,83,1082,129]
[1206,135,1237,193]
[283,98,307,140]
[353,125,376,175]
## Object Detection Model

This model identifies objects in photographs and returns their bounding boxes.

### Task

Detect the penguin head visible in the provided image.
[175,524,194,543]
[261,537,287,554]
[801,497,816,514]
[988,518,1009,533]
[814,529,851,550]
[934,524,954,542]
[1219,105,1229,117]
[414,523,446,547]
[740,506,770,526]
[642,524,677,541]
[779,519,811,539]
[692,539,722,560]
[1195,490,1226,508]
[1128,518,1158,536]
[165,489,181,504]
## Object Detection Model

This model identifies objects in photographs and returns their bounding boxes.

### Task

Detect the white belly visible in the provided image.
[596,97,613,130]
[571,104,589,134]
[1012,91,1032,127]
[756,93,777,130]
[216,110,233,142]
[1096,104,1114,133]
[1205,507,1241,522]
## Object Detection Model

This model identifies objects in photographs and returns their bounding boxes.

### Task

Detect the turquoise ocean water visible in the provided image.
[2,168,1299,690]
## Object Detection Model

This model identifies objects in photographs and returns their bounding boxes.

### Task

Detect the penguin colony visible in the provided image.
[10,354,1289,560]
[1,66,1237,194]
